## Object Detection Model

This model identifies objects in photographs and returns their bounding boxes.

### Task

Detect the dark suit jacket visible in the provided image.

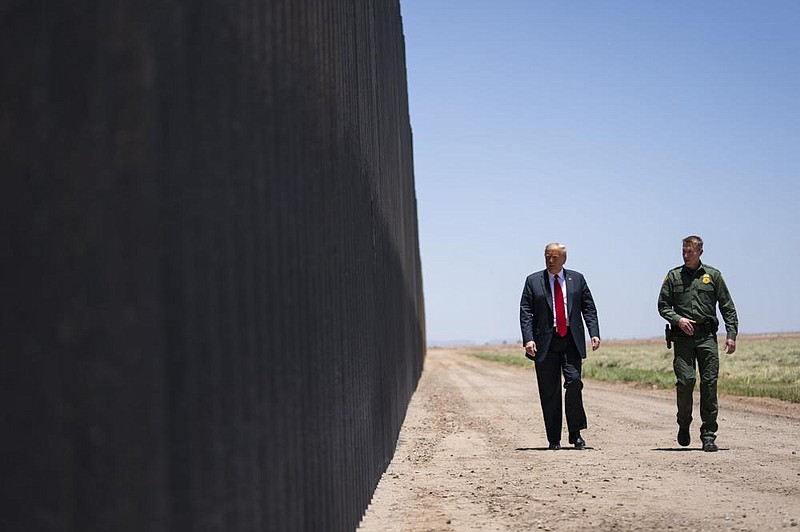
[519,268,600,362]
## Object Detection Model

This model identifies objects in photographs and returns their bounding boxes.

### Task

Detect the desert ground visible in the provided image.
[359,348,800,531]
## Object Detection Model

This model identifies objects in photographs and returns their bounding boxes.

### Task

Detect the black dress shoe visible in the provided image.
[677,427,691,447]
[702,440,718,452]
[548,442,561,450]
[569,432,585,449]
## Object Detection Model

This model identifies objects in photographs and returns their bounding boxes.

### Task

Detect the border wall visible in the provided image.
[1,1,425,530]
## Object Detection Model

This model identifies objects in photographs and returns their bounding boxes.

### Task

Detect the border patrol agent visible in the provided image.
[658,235,738,452]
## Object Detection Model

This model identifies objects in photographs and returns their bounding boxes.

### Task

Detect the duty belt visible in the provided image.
[672,321,718,337]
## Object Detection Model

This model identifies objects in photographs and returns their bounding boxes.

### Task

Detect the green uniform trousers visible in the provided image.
[673,334,719,442]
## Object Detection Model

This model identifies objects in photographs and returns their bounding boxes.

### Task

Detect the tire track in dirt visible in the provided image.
[359,348,800,531]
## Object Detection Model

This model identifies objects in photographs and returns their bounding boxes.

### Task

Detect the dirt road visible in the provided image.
[359,348,800,531]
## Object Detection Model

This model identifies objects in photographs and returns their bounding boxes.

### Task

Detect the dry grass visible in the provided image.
[460,333,800,403]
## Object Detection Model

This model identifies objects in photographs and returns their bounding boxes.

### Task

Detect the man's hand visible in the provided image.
[525,341,537,358]
[678,317,696,336]
[591,337,601,351]
[724,339,736,354]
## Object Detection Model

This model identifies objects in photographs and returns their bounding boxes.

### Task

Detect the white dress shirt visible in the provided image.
[549,270,567,328]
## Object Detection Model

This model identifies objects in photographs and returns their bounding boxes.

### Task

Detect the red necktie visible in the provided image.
[554,275,567,337]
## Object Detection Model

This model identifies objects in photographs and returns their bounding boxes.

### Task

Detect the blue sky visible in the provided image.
[399,1,800,344]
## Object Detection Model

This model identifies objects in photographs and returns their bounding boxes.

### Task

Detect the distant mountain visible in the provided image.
[427,338,520,348]
[426,339,477,347]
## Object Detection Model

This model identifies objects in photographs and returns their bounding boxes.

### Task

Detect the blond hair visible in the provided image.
[544,242,567,257]
[682,235,703,250]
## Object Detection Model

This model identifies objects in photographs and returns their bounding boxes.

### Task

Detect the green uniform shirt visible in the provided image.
[658,262,738,341]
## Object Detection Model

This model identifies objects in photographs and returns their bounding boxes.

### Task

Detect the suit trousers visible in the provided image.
[534,332,587,444]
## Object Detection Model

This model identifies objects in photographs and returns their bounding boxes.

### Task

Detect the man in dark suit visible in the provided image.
[519,243,601,450]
